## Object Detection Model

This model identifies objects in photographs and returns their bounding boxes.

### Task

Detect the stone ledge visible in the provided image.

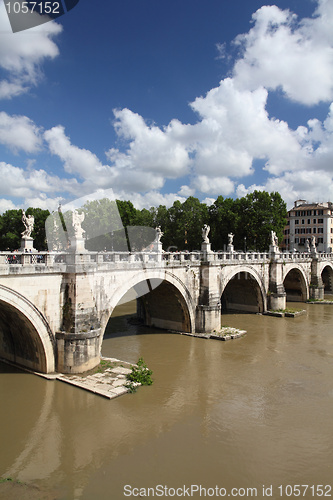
[264,309,306,318]
[172,327,247,341]
[306,300,333,305]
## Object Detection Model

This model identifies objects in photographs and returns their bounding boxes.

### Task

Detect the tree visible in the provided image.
[82,198,127,251]
[166,197,208,251]
[234,191,287,251]
[208,196,239,250]
[0,208,50,251]
[27,207,50,250]
[0,210,22,250]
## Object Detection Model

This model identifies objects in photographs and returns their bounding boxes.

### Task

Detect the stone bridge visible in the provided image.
[0,247,332,374]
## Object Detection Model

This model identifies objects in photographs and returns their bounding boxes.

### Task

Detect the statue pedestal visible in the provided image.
[269,245,280,259]
[20,237,35,252]
[201,241,213,261]
[153,241,163,253]
[227,244,234,253]
[70,237,86,253]
[201,242,211,252]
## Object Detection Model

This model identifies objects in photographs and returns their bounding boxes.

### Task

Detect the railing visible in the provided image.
[0,249,332,271]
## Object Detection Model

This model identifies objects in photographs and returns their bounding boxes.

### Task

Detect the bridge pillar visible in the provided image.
[310,256,324,300]
[56,329,101,374]
[269,260,286,310]
[56,271,102,373]
[196,262,221,333]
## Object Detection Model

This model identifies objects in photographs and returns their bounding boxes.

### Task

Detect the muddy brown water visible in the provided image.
[1,299,333,499]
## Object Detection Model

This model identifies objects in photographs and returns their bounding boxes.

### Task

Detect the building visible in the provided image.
[283,200,333,253]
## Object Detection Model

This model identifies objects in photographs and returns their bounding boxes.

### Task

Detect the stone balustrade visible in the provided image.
[0,249,332,273]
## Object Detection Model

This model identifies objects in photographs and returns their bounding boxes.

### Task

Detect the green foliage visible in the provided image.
[233,191,287,251]
[27,207,50,250]
[0,191,287,253]
[125,357,153,393]
[0,208,50,251]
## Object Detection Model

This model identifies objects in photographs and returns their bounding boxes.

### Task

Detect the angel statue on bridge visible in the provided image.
[270,230,278,247]
[202,224,210,243]
[21,210,34,238]
[155,226,163,242]
[72,210,85,239]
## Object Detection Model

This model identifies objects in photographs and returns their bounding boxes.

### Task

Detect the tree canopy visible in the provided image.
[0,191,287,253]
[0,208,50,251]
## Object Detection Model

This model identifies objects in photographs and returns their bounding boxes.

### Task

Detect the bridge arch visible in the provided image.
[282,265,309,302]
[100,270,195,345]
[0,285,55,373]
[321,263,333,293]
[220,266,266,313]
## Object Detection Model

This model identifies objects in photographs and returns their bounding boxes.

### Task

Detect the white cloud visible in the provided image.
[0,112,42,153]
[190,78,303,177]
[236,169,333,209]
[0,161,78,199]
[178,185,196,198]
[233,2,333,105]
[192,175,234,196]
[0,0,62,99]
[109,109,192,177]
[202,197,215,206]
[44,125,111,179]
[0,198,18,213]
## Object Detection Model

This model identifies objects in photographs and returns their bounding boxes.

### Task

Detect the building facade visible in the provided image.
[283,200,333,253]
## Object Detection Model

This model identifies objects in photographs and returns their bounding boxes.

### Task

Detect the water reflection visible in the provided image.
[1,301,333,499]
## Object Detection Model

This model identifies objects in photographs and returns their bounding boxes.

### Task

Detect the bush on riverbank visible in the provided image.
[125,358,153,393]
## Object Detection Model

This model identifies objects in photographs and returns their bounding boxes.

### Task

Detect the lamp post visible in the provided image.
[244,236,247,253]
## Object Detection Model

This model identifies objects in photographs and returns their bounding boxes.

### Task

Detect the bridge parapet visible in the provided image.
[1,249,332,275]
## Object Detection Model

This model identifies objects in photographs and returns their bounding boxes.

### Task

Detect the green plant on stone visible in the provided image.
[125,357,153,393]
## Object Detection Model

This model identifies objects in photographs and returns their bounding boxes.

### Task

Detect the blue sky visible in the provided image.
[0,0,333,213]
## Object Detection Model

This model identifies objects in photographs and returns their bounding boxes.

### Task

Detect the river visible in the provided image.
[1,299,333,499]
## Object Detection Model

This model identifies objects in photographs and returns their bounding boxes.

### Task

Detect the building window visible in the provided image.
[307,219,311,224]
[318,210,324,215]
[318,238,324,243]
[313,228,317,233]
[313,219,317,224]
[295,219,299,224]
[295,238,299,243]
[307,211,311,216]
[318,218,324,223]
[306,228,311,234]
[301,219,305,224]
[318,228,324,233]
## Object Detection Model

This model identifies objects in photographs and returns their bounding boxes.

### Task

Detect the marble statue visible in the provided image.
[310,235,317,253]
[202,224,210,243]
[72,210,85,239]
[305,239,310,253]
[21,210,34,238]
[271,230,278,247]
[155,226,163,242]
[228,233,234,245]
